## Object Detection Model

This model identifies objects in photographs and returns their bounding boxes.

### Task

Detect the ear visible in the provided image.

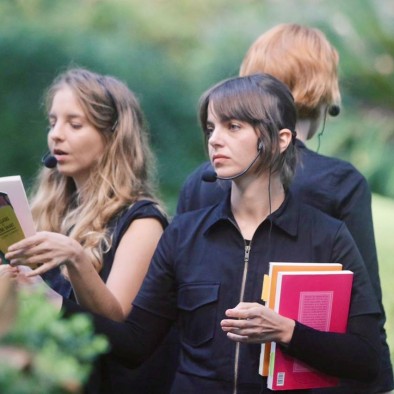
[278,128,292,153]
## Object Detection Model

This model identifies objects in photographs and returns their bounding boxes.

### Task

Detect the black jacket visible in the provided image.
[176,140,393,393]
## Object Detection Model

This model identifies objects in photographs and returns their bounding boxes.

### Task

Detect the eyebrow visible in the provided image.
[48,113,86,121]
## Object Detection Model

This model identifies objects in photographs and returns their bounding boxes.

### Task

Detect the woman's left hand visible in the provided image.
[220,302,295,345]
[5,231,83,277]
[0,264,19,279]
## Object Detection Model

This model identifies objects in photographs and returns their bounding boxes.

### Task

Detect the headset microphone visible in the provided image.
[41,151,57,169]
[201,170,218,183]
[202,140,264,183]
[328,105,340,117]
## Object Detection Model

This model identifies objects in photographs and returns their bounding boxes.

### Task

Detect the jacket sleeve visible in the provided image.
[284,314,381,381]
[335,172,383,304]
[62,300,172,369]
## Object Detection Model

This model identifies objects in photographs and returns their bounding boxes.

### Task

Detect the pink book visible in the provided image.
[267,270,353,391]
[259,262,343,376]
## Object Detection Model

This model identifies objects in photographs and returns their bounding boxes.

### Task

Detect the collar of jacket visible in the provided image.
[202,188,299,238]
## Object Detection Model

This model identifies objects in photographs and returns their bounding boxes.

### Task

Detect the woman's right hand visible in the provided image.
[5,231,85,277]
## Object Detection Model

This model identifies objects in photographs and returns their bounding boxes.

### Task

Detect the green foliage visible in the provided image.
[0,288,108,394]
[0,0,393,214]
[307,108,394,197]
[372,194,394,364]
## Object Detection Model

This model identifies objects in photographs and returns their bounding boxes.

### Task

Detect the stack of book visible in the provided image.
[259,262,353,391]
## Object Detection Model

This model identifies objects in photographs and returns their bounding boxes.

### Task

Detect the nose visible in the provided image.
[208,125,225,149]
[48,122,64,142]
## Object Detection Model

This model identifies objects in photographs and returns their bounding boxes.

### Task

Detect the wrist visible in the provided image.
[278,317,296,346]
[64,239,85,268]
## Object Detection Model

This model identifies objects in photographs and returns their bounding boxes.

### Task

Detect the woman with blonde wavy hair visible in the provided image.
[5,68,177,393]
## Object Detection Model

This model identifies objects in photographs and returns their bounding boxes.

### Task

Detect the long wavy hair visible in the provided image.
[199,74,298,190]
[30,68,163,272]
[240,23,341,120]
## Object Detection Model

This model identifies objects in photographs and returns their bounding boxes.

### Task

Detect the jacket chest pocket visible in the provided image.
[177,283,220,347]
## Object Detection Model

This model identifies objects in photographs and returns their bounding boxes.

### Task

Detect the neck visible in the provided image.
[72,176,88,201]
[296,106,325,142]
[295,119,316,142]
[230,173,285,240]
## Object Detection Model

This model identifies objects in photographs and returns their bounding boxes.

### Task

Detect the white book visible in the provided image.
[0,175,35,238]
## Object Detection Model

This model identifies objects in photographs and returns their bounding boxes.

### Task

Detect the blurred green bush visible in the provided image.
[0,283,108,394]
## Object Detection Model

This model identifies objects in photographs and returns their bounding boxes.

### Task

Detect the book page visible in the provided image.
[0,176,35,238]
[0,193,25,262]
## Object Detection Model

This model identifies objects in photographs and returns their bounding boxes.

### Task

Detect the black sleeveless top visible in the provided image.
[44,200,177,393]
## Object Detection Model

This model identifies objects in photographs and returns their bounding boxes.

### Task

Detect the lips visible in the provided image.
[54,149,67,156]
[53,149,68,162]
[212,154,229,162]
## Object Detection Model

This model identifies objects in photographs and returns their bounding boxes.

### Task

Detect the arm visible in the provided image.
[62,300,172,368]
[336,178,394,389]
[12,263,172,368]
[15,219,176,368]
[221,303,380,381]
[6,218,164,321]
[336,173,383,303]
[68,218,163,321]
[286,314,381,381]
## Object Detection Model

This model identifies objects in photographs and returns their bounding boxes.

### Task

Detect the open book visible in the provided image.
[259,262,343,376]
[267,270,353,390]
[0,176,35,263]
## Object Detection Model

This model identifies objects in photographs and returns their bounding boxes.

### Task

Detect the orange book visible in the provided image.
[267,270,353,390]
[259,262,343,376]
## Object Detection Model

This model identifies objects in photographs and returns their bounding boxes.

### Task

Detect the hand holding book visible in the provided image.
[220,302,296,345]
[221,262,354,391]
[6,231,85,277]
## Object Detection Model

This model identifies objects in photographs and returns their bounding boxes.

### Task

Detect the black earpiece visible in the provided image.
[257,139,264,152]
[328,105,340,117]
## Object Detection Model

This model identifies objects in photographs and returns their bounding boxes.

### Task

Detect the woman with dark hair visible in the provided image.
[177,24,392,393]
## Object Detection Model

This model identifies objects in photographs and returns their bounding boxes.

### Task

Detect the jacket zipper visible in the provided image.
[233,240,251,394]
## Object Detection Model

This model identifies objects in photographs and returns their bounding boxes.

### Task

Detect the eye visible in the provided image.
[48,116,56,131]
[70,123,83,130]
[229,121,241,131]
[205,123,214,138]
